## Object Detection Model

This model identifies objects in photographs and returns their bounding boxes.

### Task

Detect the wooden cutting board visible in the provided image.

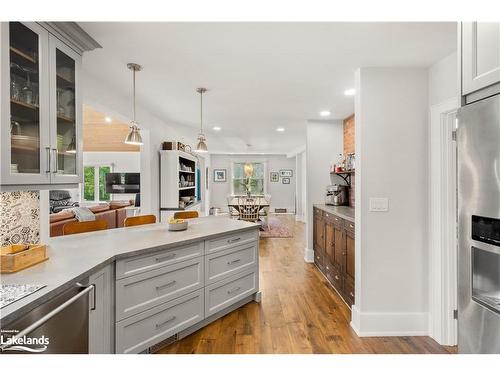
[0,244,48,273]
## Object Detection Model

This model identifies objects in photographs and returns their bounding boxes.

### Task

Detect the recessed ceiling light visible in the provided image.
[212,126,221,131]
[319,110,331,117]
[276,127,285,132]
[104,116,112,123]
[344,88,356,96]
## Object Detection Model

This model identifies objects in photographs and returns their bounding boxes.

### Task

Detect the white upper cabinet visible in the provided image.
[0,22,98,188]
[1,22,51,185]
[462,22,500,96]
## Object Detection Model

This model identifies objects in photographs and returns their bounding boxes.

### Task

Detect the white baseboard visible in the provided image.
[350,305,429,337]
[304,247,314,263]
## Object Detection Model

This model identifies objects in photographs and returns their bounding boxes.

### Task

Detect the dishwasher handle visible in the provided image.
[0,284,94,350]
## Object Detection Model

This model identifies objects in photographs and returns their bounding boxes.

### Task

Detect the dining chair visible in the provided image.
[237,197,260,222]
[174,211,199,219]
[63,219,108,235]
[227,195,239,218]
[124,214,157,227]
[259,194,272,230]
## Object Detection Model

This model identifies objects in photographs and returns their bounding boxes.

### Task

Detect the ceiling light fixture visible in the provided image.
[195,87,208,153]
[276,127,285,132]
[212,126,221,131]
[104,116,112,123]
[124,63,144,146]
[344,88,356,96]
[319,110,331,117]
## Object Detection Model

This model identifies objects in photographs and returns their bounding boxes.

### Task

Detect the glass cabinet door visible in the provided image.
[2,22,50,184]
[49,35,81,183]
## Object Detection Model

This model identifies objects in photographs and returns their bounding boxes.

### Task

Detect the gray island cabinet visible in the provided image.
[0,217,261,354]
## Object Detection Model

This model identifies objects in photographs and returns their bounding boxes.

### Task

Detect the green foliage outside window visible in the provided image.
[232,162,264,195]
[84,166,95,201]
[99,166,111,201]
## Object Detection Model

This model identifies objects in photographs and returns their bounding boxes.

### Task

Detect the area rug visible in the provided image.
[259,217,293,238]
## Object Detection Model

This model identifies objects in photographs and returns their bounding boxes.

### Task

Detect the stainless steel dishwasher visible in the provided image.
[1,282,94,354]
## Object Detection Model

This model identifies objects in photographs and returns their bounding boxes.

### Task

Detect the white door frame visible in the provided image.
[428,97,459,346]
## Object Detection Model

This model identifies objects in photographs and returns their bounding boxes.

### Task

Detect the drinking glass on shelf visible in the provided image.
[10,78,21,101]
[22,70,33,105]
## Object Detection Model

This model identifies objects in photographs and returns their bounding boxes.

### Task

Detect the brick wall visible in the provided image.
[343,114,355,155]
[343,114,355,207]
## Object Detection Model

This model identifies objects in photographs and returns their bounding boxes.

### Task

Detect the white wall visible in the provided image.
[305,120,344,257]
[209,154,296,213]
[428,51,458,106]
[295,150,307,222]
[352,67,429,336]
[82,151,140,202]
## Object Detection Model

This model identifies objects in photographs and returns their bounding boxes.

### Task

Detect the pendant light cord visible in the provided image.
[132,68,136,123]
[200,89,203,134]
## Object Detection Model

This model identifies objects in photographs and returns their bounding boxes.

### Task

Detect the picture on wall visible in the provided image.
[213,169,227,182]
[282,177,290,184]
[279,169,293,178]
[270,172,279,182]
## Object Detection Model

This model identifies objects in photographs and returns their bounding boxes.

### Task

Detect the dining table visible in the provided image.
[227,196,270,213]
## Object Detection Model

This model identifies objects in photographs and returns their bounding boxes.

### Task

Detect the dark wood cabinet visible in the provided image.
[312,206,355,308]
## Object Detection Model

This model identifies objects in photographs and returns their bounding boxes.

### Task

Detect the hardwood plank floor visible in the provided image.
[156,215,456,354]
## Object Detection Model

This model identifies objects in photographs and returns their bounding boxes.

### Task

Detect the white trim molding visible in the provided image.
[304,247,314,263]
[351,305,429,337]
[428,97,459,346]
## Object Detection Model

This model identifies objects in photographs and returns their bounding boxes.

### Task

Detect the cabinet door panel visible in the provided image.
[48,34,82,184]
[1,22,51,184]
[345,230,355,280]
[462,22,500,95]
[324,221,335,264]
[333,225,344,270]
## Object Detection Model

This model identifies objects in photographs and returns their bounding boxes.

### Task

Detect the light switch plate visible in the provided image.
[369,197,389,212]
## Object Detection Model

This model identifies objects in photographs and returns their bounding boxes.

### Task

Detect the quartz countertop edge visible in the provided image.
[0,217,259,326]
[313,204,355,221]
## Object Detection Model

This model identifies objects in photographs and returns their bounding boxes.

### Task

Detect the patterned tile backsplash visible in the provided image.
[0,191,40,246]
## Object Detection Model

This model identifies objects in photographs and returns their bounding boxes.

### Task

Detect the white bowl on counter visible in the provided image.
[168,221,188,231]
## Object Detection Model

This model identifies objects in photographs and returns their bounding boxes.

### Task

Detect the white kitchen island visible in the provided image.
[0,216,261,354]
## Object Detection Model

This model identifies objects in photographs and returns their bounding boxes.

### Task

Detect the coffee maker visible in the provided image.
[325,184,349,206]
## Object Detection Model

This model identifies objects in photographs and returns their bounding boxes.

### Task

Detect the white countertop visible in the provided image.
[313,204,355,221]
[0,216,259,325]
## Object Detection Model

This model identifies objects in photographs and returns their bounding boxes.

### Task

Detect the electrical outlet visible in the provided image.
[369,197,389,212]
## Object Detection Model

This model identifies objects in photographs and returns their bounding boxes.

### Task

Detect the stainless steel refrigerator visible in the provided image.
[457,94,500,353]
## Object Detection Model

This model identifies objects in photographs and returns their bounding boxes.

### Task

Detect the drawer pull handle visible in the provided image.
[155,315,176,329]
[350,292,354,297]
[227,237,241,244]
[227,286,241,294]
[155,253,176,262]
[227,259,241,265]
[156,280,176,291]
[335,275,340,280]
[342,252,346,256]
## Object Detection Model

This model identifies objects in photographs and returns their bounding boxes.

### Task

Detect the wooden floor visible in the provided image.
[156,215,455,354]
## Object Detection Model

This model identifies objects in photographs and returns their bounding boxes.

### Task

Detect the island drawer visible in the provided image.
[116,257,203,321]
[205,242,258,285]
[205,229,258,254]
[115,241,204,280]
[205,268,258,317]
[115,290,204,354]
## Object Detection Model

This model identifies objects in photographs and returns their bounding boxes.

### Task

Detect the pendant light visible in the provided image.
[124,63,143,145]
[195,87,208,153]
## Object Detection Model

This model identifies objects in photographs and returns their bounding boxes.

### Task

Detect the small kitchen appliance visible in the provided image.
[326,184,349,206]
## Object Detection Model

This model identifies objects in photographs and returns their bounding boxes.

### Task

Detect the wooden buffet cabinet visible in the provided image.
[313,205,355,307]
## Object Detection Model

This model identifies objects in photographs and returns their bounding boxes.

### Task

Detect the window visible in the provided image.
[83,165,111,202]
[232,162,265,195]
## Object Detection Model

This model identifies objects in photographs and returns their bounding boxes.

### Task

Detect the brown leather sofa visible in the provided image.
[50,201,133,237]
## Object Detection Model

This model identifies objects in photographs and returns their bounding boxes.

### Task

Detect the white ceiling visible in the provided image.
[80,22,457,154]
